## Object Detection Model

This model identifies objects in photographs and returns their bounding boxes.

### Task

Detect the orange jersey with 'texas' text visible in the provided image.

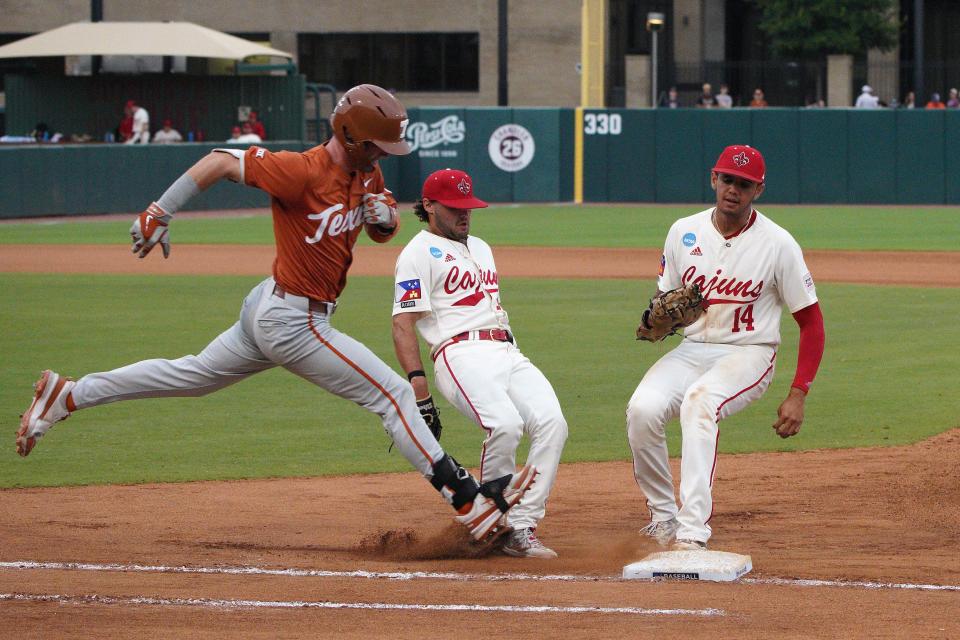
[243,143,398,302]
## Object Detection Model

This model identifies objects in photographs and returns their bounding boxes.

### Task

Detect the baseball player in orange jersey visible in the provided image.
[392,169,568,558]
[16,84,538,544]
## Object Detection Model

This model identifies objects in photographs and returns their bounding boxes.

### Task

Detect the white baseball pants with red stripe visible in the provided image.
[434,340,568,530]
[626,340,776,544]
[69,278,444,476]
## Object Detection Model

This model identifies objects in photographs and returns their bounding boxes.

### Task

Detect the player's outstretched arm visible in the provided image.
[130,151,241,259]
[391,312,441,439]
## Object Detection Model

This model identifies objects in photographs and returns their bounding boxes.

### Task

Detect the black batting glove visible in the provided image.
[417,395,442,440]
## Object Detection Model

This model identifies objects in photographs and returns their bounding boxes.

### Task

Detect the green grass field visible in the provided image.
[1,203,958,251]
[1,272,957,488]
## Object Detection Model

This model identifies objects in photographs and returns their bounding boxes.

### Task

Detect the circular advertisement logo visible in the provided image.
[488,124,535,172]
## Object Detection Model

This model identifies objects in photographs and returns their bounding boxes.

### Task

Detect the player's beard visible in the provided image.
[433,211,470,242]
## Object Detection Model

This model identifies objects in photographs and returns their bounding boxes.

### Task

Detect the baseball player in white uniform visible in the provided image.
[16,85,537,546]
[392,169,568,558]
[628,145,825,550]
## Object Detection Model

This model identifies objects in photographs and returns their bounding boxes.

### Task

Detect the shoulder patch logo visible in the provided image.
[658,254,666,277]
[690,246,702,256]
[429,247,443,259]
[395,279,422,302]
[682,232,697,247]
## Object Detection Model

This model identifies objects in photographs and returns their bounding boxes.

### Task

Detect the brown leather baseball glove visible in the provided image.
[636,284,707,342]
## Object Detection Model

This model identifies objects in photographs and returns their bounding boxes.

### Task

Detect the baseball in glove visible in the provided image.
[636,284,707,342]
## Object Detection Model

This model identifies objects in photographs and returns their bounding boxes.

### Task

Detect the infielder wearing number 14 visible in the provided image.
[630,145,826,551]
[17,84,538,545]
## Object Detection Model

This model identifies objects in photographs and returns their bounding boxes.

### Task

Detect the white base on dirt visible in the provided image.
[623,550,752,582]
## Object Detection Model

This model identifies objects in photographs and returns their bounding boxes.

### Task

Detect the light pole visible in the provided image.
[647,12,665,108]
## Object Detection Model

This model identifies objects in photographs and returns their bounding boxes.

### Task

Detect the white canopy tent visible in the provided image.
[0,21,293,61]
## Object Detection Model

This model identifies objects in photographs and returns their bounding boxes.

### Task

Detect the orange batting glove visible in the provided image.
[130,202,172,259]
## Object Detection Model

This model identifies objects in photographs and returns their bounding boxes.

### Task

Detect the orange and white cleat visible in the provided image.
[17,370,76,457]
[455,464,539,545]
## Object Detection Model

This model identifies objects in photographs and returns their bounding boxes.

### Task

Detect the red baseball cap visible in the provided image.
[422,169,488,209]
[712,145,765,184]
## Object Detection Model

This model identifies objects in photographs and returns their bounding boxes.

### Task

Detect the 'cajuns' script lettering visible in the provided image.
[682,266,764,302]
[443,265,498,294]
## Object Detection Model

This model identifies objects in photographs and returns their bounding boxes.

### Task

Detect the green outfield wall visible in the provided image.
[2,106,960,217]
[0,141,307,217]
[378,107,574,203]
[580,107,960,205]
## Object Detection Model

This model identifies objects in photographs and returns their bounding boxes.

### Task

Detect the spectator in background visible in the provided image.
[153,119,183,144]
[855,85,880,108]
[749,88,768,107]
[118,111,134,143]
[696,83,716,108]
[659,86,681,108]
[247,110,266,140]
[238,122,262,143]
[715,83,733,108]
[124,100,151,144]
[227,123,262,144]
[926,93,946,109]
[902,91,916,108]
[805,97,826,108]
[947,88,960,108]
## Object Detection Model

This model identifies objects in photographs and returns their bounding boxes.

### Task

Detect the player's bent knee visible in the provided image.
[626,396,664,429]
[486,422,524,450]
[680,386,716,425]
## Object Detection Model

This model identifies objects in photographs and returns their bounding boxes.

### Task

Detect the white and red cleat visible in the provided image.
[17,370,76,457]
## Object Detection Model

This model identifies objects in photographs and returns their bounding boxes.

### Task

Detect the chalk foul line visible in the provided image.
[0,593,723,617]
[2,560,958,592]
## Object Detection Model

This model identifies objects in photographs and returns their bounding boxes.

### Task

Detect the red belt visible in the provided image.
[432,329,514,361]
[272,283,336,315]
[451,329,513,344]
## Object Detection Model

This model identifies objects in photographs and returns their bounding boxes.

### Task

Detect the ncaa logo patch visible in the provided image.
[430,247,443,259]
[682,232,697,247]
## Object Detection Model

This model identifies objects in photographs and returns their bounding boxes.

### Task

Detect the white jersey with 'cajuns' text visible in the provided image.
[393,230,509,348]
[658,207,817,347]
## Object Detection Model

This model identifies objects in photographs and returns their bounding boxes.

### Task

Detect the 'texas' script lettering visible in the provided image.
[443,265,499,294]
[681,266,764,302]
[305,203,365,244]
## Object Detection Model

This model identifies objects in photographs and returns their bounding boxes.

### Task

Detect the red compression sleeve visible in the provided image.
[790,302,825,394]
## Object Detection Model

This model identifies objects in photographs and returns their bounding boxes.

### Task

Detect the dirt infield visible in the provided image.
[3,432,959,638]
[3,243,959,638]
